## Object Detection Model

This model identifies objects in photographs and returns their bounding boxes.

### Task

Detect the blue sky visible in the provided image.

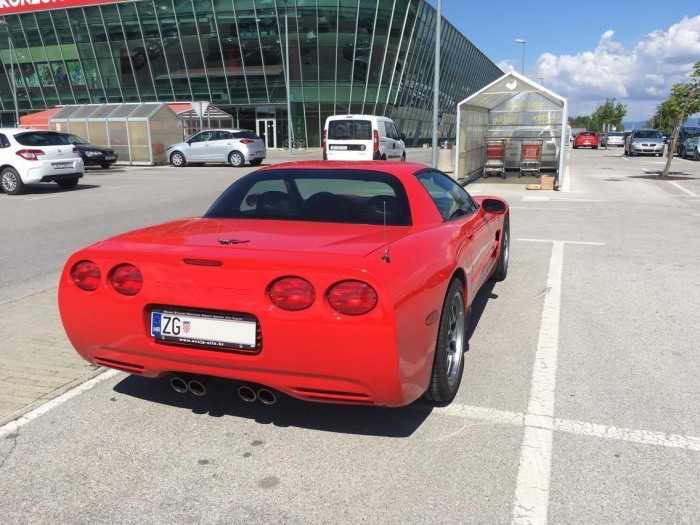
[428,2,700,121]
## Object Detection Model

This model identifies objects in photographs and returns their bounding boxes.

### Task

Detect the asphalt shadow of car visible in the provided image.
[113,374,432,437]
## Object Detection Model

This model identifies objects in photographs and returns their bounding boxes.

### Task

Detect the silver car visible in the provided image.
[605,131,625,147]
[624,129,665,157]
[166,129,266,167]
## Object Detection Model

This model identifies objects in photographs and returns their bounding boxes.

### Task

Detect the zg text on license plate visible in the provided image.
[151,309,257,350]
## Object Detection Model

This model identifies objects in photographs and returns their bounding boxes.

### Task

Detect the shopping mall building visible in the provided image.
[0,0,502,148]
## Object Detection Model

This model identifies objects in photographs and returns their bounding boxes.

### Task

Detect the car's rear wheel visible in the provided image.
[250,158,263,166]
[491,214,510,282]
[423,278,467,404]
[1,167,25,195]
[170,151,187,167]
[229,151,244,167]
[56,177,79,190]
[100,163,111,169]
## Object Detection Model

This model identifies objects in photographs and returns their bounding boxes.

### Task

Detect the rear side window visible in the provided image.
[0,134,9,148]
[14,131,66,146]
[328,120,372,140]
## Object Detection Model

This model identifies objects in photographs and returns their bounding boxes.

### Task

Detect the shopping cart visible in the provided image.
[483,139,506,179]
[519,139,543,177]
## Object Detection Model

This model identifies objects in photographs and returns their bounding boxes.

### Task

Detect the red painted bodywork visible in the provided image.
[58,161,508,407]
[573,132,599,149]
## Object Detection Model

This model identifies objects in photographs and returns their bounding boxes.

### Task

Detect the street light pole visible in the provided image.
[431,0,441,168]
[514,38,526,75]
[0,20,19,127]
[282,1,292,154]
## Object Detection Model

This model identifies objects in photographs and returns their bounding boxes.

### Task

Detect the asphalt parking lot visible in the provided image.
[1,145,699,524]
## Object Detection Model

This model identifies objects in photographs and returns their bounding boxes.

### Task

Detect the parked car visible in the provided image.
[573,131,599,149]
[58,133,118,169]
[166,129,266,167]
[624,129,665,157]
[58,161,509,407]
[0,128,84,195]
[675,127,700,155]
[323,114,406,161]
[502,127,560,170]
[605,131,625,147]
[596,133,607,147]
[679,135,700,160]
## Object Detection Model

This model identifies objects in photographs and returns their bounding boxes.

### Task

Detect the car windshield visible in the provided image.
[14,131,67,146]
[61,134,88,145]
[328,120,372,140]
[634,130,662,139]
[205,168,412,225]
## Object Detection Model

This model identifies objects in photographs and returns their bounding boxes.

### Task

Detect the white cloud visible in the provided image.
[535,16,700,120]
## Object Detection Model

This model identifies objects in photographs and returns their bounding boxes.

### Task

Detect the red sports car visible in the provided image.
[573,131,599,149]
[59,161,509,407]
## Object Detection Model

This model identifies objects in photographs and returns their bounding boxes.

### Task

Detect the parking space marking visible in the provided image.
[105,185,136,190]
[510,241,563,525]
[23,195,59,201]
[522,196,550,202]
[509,207,573,211]
[518,238,605,246]
[667,181,699,198]
[0,369,119,439]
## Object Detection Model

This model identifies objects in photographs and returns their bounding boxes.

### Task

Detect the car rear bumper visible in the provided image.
[24,160,84,183]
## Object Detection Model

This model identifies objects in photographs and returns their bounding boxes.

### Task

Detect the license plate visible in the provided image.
[330,145,348,150]
[151,309,257,350]
[105,155,115,161]
[255,151,264,156]
[53,162,72,169]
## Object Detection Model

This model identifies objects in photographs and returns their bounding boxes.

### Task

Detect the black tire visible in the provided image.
[401,152,406,162]
[56,177,79,190]
[250,158,263,166]
[623,148,628,156]
[680,146,686,158]
[491,214,510,282]
[229,151,245,167]
[381,154,387,160]
[1,167,25,195]
[170,151,187,167]
[423,278,467,404]
[100,163,111,169]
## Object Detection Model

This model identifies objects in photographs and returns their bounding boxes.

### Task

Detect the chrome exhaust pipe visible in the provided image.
[238,385,257,403]
[188,377,209,397]
[170,376,189,394]
[257,388,277,405]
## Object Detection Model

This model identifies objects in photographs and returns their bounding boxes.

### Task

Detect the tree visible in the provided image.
[590,98,627,132]
[569,115,592,130]
[651,100,676,133]
[662,60,700,178]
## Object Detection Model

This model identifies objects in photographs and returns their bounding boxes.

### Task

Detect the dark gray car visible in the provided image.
[624,129,664,157]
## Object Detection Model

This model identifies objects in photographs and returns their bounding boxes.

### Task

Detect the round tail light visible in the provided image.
[70,260,101,291]
[110,264,143,296]
[328,281,377,315]
[269,277,315,311]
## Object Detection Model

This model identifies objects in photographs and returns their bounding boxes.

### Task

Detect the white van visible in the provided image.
[323,114,406,161]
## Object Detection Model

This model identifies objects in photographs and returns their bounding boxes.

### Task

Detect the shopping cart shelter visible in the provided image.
[454,72,568,188]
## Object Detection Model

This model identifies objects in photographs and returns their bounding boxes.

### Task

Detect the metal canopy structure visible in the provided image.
[455,71,568,188]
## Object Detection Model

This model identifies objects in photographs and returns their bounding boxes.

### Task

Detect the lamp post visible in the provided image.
[0,19,19,127]
[282,1,292,154]
[514,38,526,75]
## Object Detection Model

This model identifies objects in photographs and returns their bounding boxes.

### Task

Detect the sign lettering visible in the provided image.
[0,0,129,16]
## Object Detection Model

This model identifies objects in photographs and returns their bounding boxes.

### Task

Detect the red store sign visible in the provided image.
[0,0,131,16]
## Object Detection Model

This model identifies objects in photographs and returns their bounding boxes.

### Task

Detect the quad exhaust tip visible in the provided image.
[188,379,208,397]
[257,388,277,405]
[238,385,257,403]
[237,385,277,405]
[170,376,189,394]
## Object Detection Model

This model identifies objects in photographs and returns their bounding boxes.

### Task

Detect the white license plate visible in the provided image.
[255,151,264,156]
[330,145,348,150]
[151,309,257,350]
[53,162,72,169]
[105,155,115,161]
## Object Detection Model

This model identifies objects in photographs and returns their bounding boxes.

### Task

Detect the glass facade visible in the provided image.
[0,0,502,147]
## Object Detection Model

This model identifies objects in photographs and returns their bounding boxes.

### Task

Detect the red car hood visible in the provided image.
[103,217,412,257]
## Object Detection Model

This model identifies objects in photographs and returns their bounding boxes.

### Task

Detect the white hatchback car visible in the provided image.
[166,129,266,167]
[0,128,85,195]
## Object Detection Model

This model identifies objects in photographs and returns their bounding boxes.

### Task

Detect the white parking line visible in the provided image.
[667,181,699,198]
[0,369,119,439]
[24,195,59,201]
[510,241,563,525]
[509,207,573,211]
[518,238,606,246]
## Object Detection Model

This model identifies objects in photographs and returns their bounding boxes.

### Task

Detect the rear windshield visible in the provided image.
[328,120,372,141]
[14,131,67,146]
[233,131,260,140]
[206,168,412,225]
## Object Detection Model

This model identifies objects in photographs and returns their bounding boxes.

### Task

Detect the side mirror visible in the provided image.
[482,198,506,215]
[400,133,406,141]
